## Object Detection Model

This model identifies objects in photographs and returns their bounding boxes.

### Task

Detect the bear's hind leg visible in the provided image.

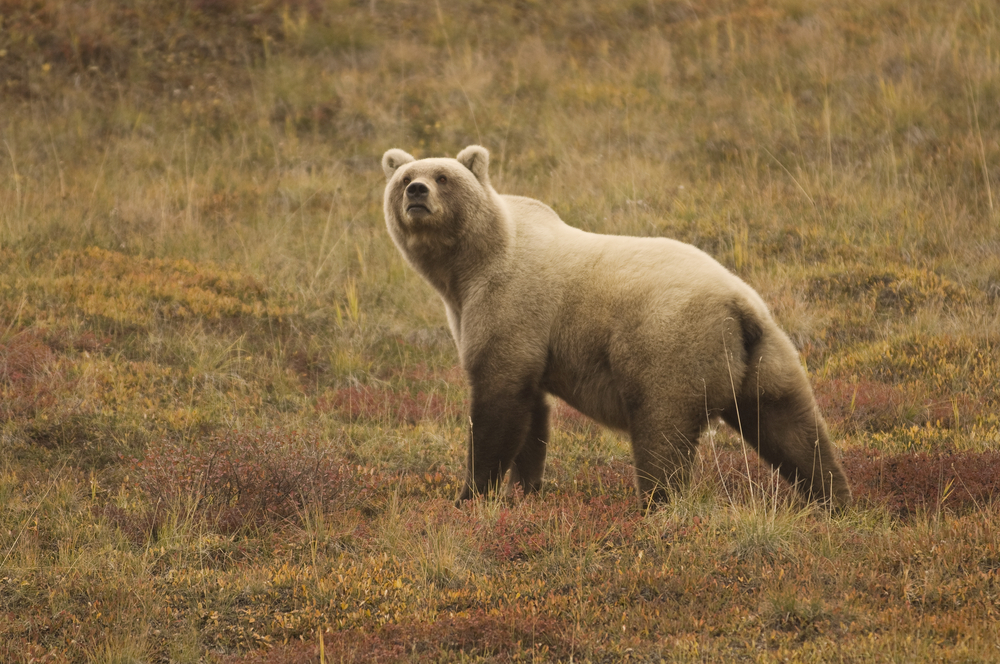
[507,395,549,495]
[722,388,851,508]
[628,407,702,508]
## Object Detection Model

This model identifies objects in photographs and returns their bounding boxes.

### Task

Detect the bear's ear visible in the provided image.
[382,149,416,180]
[456,145,490,187]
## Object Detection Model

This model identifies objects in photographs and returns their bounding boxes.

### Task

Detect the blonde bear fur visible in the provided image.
[382,145,851,509]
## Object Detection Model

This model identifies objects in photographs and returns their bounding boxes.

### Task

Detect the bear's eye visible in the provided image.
[437,176,447,184]
[402,177,411,185]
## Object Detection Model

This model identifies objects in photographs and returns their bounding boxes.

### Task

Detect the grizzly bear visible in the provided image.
[382,145,851,509]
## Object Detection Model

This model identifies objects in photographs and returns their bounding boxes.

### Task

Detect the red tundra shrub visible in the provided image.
[815,378,981,434]
[842,448,1000,516]
[700,446,999,517]
[317,384,459,424]
[0,326,107,422]
[326,610,572,663]
[132,428,379,534]
[0,329,61,419]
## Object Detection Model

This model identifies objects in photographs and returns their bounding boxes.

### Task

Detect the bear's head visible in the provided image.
[381,146,495,255]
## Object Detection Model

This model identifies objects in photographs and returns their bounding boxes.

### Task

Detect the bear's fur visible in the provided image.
[382,145,852,509]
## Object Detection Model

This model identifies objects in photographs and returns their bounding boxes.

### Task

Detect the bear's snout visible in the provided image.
[405,181,429,199]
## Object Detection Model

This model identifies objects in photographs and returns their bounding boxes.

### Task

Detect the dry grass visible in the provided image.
[2,0,999,661]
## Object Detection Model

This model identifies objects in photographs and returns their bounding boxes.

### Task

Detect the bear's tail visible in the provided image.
[731,302,764,363]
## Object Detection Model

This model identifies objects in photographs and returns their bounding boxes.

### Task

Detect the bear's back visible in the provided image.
[499,193,762,311]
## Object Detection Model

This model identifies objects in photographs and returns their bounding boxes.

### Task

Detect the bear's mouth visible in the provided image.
[406,204,431,214]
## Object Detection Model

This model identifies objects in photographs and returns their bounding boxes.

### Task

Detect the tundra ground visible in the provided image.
[1,1,999,661]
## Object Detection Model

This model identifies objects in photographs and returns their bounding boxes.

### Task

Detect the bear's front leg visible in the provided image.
[457,381,542,504]
[507,394,550,495]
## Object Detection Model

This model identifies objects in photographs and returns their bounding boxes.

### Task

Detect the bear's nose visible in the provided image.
[405,181,429,198]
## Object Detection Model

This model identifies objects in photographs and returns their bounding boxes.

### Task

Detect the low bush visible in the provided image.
[130,428,380,537]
